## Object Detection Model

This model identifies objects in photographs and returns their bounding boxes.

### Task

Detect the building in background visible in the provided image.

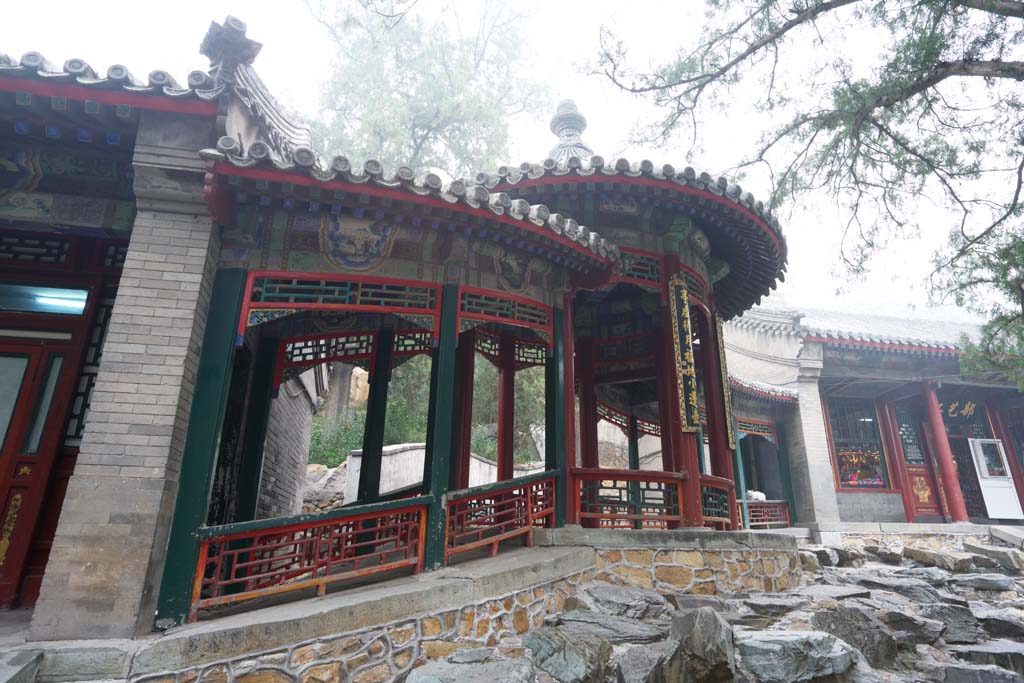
[726,307,1024,528]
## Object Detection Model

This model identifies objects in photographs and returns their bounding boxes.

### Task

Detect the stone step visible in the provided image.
[0,651,41,683]
[993,526,1024,549]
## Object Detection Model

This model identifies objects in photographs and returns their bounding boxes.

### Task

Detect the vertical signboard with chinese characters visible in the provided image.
[668,275,700,432]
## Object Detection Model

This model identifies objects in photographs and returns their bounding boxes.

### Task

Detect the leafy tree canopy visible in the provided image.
[597,0,1024,386]
[307,0,546,178]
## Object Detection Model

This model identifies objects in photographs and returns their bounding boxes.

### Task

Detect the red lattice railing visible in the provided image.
[445,472,556,563]
[190,497,429,621]
[701,474,736,530]
[739,500,790,529]
[572,468,686,529]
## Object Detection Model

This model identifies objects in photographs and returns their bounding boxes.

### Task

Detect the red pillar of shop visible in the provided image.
[497,333,516,481]
[880,401,917,523]
[562,294,579,523]
[575,336,599,469]
[453,329,476,490]
[701,311,739,529]
[922,381,969,522]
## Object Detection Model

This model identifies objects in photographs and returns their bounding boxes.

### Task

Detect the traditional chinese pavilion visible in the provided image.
[0,16,789,638]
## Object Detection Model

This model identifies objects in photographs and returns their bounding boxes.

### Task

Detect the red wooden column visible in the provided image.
[660,259,702,527]
[453,329,476,490]
[922,381,969,522]
[575,336,599,469]
[701,310,739,530]
[562,294,579,523]
[990,405,1024,510]
[497,333,516,481]
[880,400,916,523]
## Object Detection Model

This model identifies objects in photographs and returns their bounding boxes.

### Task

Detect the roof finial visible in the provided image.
[548,99,594,163]
[200,16,262,87]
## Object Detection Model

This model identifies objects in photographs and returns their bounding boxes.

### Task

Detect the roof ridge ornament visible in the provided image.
[548,99,594,164]
[200,16,262,87]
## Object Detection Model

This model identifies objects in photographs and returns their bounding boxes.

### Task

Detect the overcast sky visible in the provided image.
[1,0,975,322]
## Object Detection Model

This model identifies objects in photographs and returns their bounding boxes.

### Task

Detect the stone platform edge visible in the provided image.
[18,546,596,682]
[534,525,799,551]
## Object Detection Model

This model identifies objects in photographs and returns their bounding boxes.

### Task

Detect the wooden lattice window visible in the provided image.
[283,333,375,368]
[0,233,69,265]
[618,250,661,285]
[894,403,926,466]
[735,417,776,443]
[459,289,550,330]
[253,276,437,310]
[827,397,890,489]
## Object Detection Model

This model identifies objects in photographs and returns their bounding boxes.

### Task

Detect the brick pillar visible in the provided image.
[783,342,841,524]
[30,111,216,639]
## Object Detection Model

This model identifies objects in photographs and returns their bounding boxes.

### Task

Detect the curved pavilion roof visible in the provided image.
[480,101,788,319]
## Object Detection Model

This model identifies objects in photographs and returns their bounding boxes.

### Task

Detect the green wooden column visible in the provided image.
[733,431,750,529]
[775,423,798,524]
[155,268,247,629]
[423,285,460,569]
[545,308,568,527]
[696,430,708,474]
[358,327,395,503]
[233,333,279,522]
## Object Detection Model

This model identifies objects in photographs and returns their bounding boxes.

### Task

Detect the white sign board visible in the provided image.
[969,439,1023,520]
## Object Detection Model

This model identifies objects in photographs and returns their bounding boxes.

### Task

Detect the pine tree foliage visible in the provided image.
[598,0,1024,384]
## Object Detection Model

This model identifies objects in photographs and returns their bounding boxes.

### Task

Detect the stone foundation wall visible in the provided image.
[838,532,989,552]
[593,546,801,595]
[129,570,594,683]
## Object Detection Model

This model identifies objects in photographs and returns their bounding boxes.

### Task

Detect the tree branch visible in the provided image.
[956,0,1024,19]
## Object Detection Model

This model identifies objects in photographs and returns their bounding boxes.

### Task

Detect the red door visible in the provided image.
[0,343,74,605]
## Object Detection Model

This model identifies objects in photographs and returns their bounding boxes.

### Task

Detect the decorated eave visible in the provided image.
[800,330,961,357]
[729,308,965,358]
[0,51,221,116]
[204,151,617,272]
[728,375,798,404]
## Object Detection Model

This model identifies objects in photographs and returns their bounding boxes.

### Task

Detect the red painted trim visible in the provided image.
[803,335,959,356]
[0,76,218,116]
[879,400,915,522]
[214,163,614,266]
[498,174,782,253]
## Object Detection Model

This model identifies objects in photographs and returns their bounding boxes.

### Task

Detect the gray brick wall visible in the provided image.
[30,111,217,640]
[256,377,316,519]
[837,491,907,523]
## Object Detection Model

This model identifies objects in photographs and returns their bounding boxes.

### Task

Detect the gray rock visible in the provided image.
[944,663,1024,682]
[877,609,946,646]
[794,583,871,601]
[951,573,1019,592]
[904,546,976,572]
[406,658,536,683]
[734,630,854,683]
[850,574,944,604]
[671,607,735,681]
[811,604,898,669]
[800,550,822,572]
[613,641,684,683]
[668,595,731,611]
[949,639,1024,675]
[582,583,669,621]
[806,546,840,567]
[551,610,667,644]
[864,544,903,565]
[743,594,811,617]
[835,546,867,567]
[963,541,1024,573]
[524,626,612,683]
[972,604,1024,638]
[893,566,952,586]
[920,603,983,644]
[448,648,497,664]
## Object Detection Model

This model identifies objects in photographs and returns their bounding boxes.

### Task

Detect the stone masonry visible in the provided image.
[784,342,841,523]
[30,110,218,640]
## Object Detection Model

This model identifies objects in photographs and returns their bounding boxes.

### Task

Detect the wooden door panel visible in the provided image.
[906,465,942,516]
